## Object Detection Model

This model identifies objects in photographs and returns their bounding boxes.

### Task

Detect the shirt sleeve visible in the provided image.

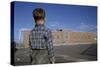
[29,33,32,49]
[46,30,55,58]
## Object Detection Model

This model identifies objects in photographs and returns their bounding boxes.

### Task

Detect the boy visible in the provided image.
[29,8,55,64]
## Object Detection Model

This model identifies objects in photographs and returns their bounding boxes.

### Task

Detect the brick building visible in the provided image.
[21,29,97,48]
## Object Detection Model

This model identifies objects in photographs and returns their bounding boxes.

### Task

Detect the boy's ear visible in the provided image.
[44,18,46,22]
[33,19,36,23]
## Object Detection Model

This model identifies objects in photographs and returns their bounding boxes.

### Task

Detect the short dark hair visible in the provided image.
[32,8,45,22]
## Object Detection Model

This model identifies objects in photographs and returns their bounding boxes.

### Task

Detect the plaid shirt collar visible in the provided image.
[35,24,45,30]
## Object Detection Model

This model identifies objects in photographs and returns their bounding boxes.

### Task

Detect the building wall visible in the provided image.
[52,31,65,44]
[22,31,30,48]
[67,32,96,44]
[22,29,97,48]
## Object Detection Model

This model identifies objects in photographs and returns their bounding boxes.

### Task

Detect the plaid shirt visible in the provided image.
[29,24,54,58]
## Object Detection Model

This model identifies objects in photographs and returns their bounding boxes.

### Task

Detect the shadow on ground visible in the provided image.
[54,44,97,63]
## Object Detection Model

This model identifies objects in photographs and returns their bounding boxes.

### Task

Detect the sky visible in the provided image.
[13,1,97,43]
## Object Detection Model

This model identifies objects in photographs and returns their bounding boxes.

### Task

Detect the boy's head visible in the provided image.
[32,8,45,25]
